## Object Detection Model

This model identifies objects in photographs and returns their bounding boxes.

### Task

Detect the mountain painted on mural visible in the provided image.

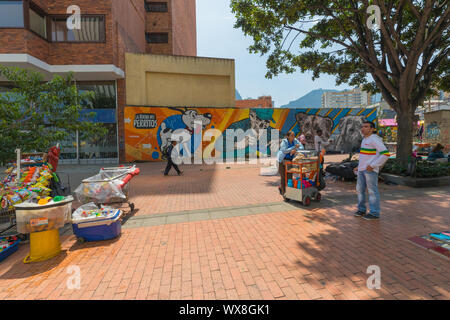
[280,89,338,109]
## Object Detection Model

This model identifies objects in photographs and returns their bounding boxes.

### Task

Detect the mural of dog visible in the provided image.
[172,107,212,134]
[295,113,333,150]
[158,108,213,159]
[215,109,276,157]
[331,115,366,153]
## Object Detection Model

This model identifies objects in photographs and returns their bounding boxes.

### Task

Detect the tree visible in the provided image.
[0,66,107,165]
[231,0,449,164]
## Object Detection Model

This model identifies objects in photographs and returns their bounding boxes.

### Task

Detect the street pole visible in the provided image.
[15,148,21,183]
[76,130,80,165]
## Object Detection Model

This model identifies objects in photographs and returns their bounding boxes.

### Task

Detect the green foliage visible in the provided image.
[0,65,107,165]
[231,1,449,163]
[414,161,450,178]
[382,158,450,178]
[230,1,449,98]
[382,158,408,176]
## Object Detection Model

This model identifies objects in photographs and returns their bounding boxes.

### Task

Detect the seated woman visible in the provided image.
[427,143,445,161]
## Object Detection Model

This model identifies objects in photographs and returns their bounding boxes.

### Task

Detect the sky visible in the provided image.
[196,0,352,107]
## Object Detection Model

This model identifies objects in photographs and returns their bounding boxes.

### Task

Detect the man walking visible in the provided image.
[354,121,390,220]
[164,139,183,176]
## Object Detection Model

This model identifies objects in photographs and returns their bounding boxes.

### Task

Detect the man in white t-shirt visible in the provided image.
[353,121,390,220]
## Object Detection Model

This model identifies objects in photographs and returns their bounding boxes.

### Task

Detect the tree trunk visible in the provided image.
[396,107,415,166]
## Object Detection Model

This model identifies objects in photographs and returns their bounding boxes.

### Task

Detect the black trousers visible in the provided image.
[278,160,292,194]
[164,159,181,175]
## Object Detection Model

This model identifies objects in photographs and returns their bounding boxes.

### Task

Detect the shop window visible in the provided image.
[79,123,118,159]
[29,7,46,38]
[0,0,24,28]
[78,83,116,109]
[145,2,168,12]
[51,16,105,42]
[146,32,168,43]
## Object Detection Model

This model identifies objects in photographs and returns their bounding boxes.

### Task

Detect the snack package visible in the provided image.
[0,196,9,210]
[18,189,32,201]
[7,193,22,206]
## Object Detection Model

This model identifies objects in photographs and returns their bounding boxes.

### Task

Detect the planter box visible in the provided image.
[381,173,450,188]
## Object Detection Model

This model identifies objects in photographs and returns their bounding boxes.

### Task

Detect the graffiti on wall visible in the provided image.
[124,107,377,161]
[426,122,441,140]
[425,120,450,146]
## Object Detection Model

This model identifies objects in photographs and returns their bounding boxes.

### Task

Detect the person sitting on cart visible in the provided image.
[164,139,184,176]
[277,131,304,196]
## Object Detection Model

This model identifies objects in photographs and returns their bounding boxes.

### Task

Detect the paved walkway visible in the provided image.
[0,157,449,300]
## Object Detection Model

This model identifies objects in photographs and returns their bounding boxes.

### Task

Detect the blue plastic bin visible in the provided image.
[72,209,122,242]
[0,238,21,263]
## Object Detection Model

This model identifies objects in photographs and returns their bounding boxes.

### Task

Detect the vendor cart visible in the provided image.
[74,165,140,212]
[0,146,66,237]
[283,153,322,206]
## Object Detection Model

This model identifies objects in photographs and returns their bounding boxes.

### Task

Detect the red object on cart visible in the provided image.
[118,167,140,189]
[47,146,61,172]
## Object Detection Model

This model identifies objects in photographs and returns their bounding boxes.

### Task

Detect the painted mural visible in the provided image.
[124,107,377,162]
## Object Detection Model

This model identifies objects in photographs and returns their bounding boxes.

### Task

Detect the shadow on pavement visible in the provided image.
[130,162,218,197]
[0,250,69,279]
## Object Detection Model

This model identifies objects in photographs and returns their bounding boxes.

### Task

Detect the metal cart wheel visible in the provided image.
[77,237,85,244]
[303,196,311,206]
[315,193,322,202]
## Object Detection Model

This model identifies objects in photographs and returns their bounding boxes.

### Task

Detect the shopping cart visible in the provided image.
[74,165,140,212]
[0,208,16,236]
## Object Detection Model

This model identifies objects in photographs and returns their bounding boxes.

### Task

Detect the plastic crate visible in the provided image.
[0,237,21,263]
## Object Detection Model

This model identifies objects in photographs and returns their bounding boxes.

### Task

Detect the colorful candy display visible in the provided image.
[0,236,19,253]
[80,209,116,219]
[0,164,54,210]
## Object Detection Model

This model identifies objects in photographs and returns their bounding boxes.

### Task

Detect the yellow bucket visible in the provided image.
[23,229,61,264]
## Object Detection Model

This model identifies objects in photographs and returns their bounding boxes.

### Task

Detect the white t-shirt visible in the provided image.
[358,134,390,173]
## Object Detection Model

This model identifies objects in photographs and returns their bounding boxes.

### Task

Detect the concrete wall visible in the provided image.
[125,53,235,108]
[424,110,450,148]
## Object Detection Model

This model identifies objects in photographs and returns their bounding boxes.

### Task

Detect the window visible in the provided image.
[51,16,105,42]
[146,32,168,43]
[78,83,116,109]
[29,7,46,38]
[145,2,167,12]
[0,0,24,27]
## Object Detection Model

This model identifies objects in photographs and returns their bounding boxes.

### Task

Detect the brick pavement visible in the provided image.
[0,157,449,300]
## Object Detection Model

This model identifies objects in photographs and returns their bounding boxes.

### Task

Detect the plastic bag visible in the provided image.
[73,173,126,204]
[260,166,279,176]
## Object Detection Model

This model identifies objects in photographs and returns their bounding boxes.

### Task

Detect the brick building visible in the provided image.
[236,96,273,108]
[0,0,196,163]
